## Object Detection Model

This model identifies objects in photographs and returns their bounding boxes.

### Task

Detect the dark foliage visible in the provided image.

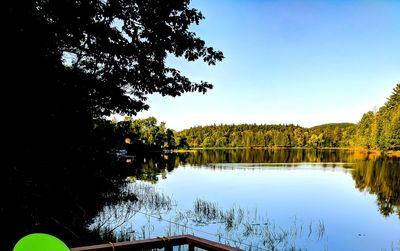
[1,0,222,249]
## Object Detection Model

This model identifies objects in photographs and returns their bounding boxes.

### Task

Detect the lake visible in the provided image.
[91,149,400,251]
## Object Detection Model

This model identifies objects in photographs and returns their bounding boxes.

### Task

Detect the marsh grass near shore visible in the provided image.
[187,199,327,250]
[90,182,328,250]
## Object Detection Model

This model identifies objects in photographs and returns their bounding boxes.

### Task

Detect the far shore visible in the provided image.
[172,147,400,157]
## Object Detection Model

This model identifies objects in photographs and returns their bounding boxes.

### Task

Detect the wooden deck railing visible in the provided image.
[70,235,243,251]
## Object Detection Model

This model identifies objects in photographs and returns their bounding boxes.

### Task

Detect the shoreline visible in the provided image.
[173,147,400,157]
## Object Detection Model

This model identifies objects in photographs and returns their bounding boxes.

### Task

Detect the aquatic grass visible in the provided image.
[91,190,329,250]
[187,199,328,250]
[243,222,254,237]
[193,198,220,222]
[130,182,174,213]
[317,220,325,241]
[387,241,400,251]
[89,181,175,241]
[307,221,312,239]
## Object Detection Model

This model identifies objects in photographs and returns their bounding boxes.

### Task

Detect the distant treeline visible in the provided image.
[178,123,355,148]
[178,83,400,151]
[114,84,400,151]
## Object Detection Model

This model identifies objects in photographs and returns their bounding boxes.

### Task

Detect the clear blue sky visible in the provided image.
[129,0,400,131]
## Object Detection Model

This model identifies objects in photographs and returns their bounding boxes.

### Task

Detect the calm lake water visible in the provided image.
[91,149,400,251]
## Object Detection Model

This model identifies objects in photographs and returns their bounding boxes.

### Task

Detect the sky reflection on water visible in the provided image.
[93,153,400,250]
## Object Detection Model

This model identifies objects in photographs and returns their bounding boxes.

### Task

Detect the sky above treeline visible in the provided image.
[128,0,400,131]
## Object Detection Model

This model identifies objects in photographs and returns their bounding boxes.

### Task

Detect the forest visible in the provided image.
[117,83,400,151]
[178,84,400,150]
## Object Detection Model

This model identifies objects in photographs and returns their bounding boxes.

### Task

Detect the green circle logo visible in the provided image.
[13,233,69,251]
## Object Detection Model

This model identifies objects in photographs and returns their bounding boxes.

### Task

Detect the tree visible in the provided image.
[165,129,176,149]
[357,111,378,149]
[378,84,400,150]
[5,0,223,115]
[354,84,400,150]
[176,135,189,149]
[1,1,222,248]
[384,84,400,111]
[293,128,305,147]
[2,0,224,170]
[388,106,400,150]
[2,0,223,156]
[307,134,319,148]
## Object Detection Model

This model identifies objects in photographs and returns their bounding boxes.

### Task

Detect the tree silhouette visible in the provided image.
[2,0,223,177]
[1,0,222,249]
[2,0,223,126]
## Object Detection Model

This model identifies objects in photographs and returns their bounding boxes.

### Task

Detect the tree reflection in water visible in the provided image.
[3,149,399,250]
[130,149,400,219]
[2,151,136,250]
[352,157,400,218]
